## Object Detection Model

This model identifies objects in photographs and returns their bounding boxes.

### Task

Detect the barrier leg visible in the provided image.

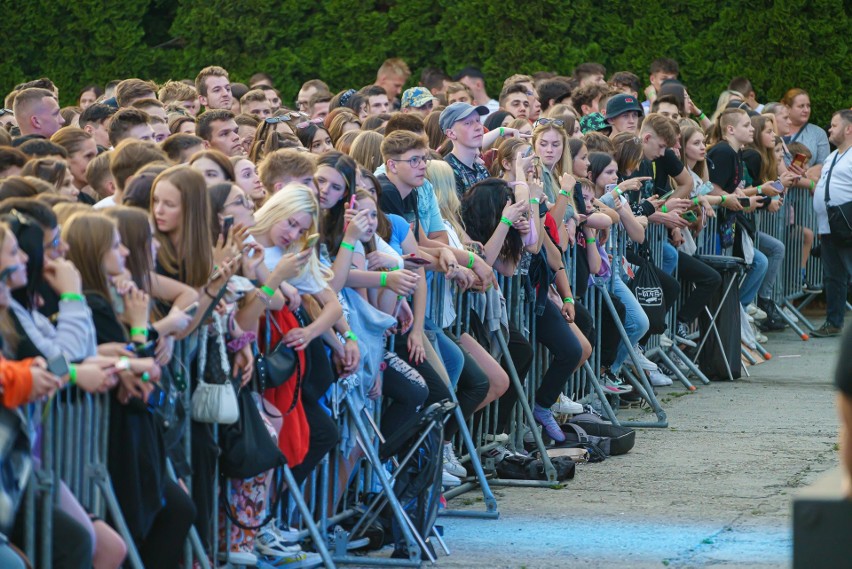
[668,343,710,385]
[582,361,621,425]
[90,464,146,569]
[281,465,336,569]
[647,347,695,391]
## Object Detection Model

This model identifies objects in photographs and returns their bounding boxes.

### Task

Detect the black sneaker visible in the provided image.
[802,280,823,294]
[812,322,842,338]
[758,318,786,332]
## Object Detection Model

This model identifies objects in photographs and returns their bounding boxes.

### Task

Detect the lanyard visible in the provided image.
[824,147,851,203]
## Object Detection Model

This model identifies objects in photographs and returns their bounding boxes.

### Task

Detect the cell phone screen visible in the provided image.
[738,197,751,207]
[222,216,234,243]
[47,355,69,377]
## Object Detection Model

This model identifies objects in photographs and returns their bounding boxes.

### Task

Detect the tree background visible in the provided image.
[0,0,848,124]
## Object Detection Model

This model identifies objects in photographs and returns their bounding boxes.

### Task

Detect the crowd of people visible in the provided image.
[0,55,849,568]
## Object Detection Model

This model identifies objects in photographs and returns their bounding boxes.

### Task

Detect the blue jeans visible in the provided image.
[757,231,785,300]
[424,317,463,386]
[662,242,678,276]
[609,276,650,374]
[740,249,768,307]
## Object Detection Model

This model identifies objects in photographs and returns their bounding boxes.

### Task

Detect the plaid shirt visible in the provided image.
[445,153,489,197]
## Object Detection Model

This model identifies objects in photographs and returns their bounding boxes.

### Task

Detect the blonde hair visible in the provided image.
[426,160,465,239]
[531,123,572,177]
[349,131,383,172]
[251,184,332,288]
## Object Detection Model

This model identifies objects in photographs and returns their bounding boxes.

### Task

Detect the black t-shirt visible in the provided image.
[742,148,763,185]
[836,326,852,396]
[635,148,685,195]
[707,141,743,193]
[377,174,420,240]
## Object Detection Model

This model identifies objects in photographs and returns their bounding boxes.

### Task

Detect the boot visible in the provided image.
[757,297,786,331]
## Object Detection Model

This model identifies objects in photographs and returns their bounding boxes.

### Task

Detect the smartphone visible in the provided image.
[209,252,242,281]
[348,194,358,210]
[184,302,199,316]
[738,197,752,207]
[222,215,234,244]
[303,233,320,250]
[768,180,784,193]
[681,210,698,223]
[47,354,70,378]
[404,255,430,266]
[791,153,808,170]
[109,285,125,315]
[658,189,675,201]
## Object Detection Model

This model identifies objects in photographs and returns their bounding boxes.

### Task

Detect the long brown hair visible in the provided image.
[104,206,153,293]
[151,165,213,287]
[0,223,19,355]
[63,213,118,301]
[749,115,779,182]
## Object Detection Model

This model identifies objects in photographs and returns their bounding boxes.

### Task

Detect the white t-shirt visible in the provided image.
[93,195,115,209]
[354,236,404,271]
[813,148,852,234]
[263,245,326,294]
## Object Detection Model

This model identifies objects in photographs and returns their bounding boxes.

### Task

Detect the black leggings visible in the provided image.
[12,503,93,569]
[290,338,340,484]
[677,251,723,324]
[382,351,429,435]
[531,300,583,407]
[140,479,197,569]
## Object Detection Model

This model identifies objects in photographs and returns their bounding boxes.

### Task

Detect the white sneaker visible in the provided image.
[442,468,461,488]
[551,393,583,415]
[746,313,754,323]
[746,303,767,320]
[229,547,258,566]
[755,331,768,343]
[633,346,658,371]
[659,335,673,348]
[483,432,509,443]
[256,527,305,558]
[442,442,466,478]
[647,368,673,387]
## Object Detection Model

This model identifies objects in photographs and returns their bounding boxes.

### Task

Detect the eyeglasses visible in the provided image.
[264,111,305,125]
[534,118,564,128]
[391,155,431,168]
[0,109,12,117]
[45,225,62,251]
[296,117,325,129]
[224,195,254,210]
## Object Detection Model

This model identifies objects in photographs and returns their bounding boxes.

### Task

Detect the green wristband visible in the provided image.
[499,127,505,136]
[260,285,275,297]
[693,197,699,206]
[720,195,726,203]
[60,293,84,302]
[529,198,540,204]
[380,272,388,287]
[757,185,763,195]
[141,371,150,383]
[586,237,596,243]
[344,330,358,342]
[500,216,513,227]
[467,251,475,269]
[130,327,148,339]
[68,364,77,385]
[698,112,707,121]
[559,189,570,197]
[661,205,668,213]
[340,241,355,252]
[563,297,574,304]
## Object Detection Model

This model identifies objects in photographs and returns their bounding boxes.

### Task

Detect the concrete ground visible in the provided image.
[427,329,841,569]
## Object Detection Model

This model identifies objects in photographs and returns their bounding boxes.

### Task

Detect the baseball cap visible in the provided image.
[580,112,610,134]
[400,87,437,109]
[439,102,489,131]
[606,94,643,120]
[453,66,485,81]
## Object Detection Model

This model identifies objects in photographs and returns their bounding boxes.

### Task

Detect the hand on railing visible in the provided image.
[449,266,477,290]
[779,171,799,188]
[382,268,419,296]
[332,338,360,377]
[29,357,62,401]
[767,198,783,213]
[366,251,401,271]
[395,299,414,335]
[75,357,120,393]
[97,342,135,358]
[154,335,174,366]
[663,198,691,215]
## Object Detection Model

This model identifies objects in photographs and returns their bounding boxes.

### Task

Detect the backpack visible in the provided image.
[628,246,667,335]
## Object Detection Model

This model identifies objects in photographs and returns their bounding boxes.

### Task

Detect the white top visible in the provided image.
[355,235,404,271]
[93,195,115,209]
[813,148,852,234]
[483,99,500,121]
[263,245,326,294]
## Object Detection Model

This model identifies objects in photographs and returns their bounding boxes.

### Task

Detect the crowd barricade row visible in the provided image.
[20,200,837,567]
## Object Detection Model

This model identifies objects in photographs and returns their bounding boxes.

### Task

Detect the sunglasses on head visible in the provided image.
[296,117,325,129]
[534,118,564,128]
[0,109,12,117]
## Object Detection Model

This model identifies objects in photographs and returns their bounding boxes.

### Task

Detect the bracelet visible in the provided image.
[614,186,622,195]
[809,180,815,190]
[499,127,505,137]
[344,330,358,342]
[467,251,475,269]
[661,205,669,213]
[141,372,150,383]
[563,297,574,304]
[130,327,149,339]
[698,112,707,121]
[204,287,216,300]
[757,185,763,195]
[500,216,513,227]
[68,364,77,385]
[693,197,699,206]
[380,272,388,287]
[720,195,726,203]
[116,356,131,372]
[339,241,355,252]
[559,189,571,197]
[529,198,540,204]
[586,237,596,243]
[60,292,84,302]
[227,331,257,353]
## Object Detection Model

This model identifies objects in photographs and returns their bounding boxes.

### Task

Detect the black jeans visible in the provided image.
[495,326,535,434]
[531,300,583,407]
[13,504,92,569]
[382,351,429,435]
[140,480,196,569]
[820,234,852,327]
[677,251,723,324]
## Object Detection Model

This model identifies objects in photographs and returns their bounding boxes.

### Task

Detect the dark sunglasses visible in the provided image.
[0,109,12,117]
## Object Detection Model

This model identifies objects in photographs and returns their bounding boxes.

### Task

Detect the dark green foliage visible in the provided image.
[0,0,847,124]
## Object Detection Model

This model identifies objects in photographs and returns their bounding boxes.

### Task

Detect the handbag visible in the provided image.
[219,387,286,479]
[628,246,668,335]
[256,309,299,390]
[191,317,239,424]
[825,150,852,246]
